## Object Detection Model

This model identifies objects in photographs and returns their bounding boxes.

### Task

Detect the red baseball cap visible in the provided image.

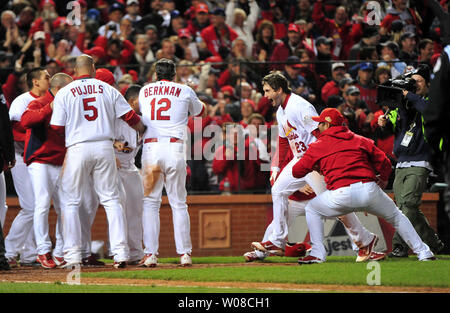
[95,68,115,86]
[178,28,191,39]
[288,23,300,33]
[196,3,209,13]
[311,108,344,126]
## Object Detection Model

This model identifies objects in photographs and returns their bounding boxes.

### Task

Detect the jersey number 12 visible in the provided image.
[150,98,171,120]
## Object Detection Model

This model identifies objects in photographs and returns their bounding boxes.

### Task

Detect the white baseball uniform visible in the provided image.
[5,91,37,263]
[0,172,7,227]
[114,118,144,262]
[50,76,133,264]
[139,79,204,256]
[268,93,374,249]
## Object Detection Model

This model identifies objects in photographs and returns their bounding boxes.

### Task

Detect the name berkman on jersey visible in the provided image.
[70,84,104,97]
[143,85,181,98]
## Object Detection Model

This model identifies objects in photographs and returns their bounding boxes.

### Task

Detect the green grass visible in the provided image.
[0,282,295,293]
[90,255,450,288]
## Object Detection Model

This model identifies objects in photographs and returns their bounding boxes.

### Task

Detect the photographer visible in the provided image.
[378,65,445,257]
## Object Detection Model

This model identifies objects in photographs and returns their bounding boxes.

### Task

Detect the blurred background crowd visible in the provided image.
[0,0,448,195]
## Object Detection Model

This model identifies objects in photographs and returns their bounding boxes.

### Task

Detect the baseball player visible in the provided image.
[250,73,379,262]
[138,59,206,267]
[292,108,435,263]
[49,55,146,268]
[5,67,50,266]
[21,73,73,269]
[114,84,145,264]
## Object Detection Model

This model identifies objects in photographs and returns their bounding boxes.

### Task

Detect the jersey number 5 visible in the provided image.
[83,97,98,121]
[150,98,171,120]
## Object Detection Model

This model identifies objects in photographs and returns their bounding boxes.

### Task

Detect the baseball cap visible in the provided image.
[346,85,361,95]
[400,32,416,42]
[379,41,399,57]
[358,62,374,71]
[338,77,355,88]
[288,23,300,33]
[109,2,125,14]
[171,10,182,19]
[52,16,68,29]
[212,8,226,17]
[178,28,191,39]
[196,3,209,13]
[33,31,45,41]
[127,0,139,5]
[391,19,404,33]
[316,36,333,46]
[39,0,55,10]
[286,55,302,68]
[311,108,344,126]
[332,62,345,71]
[95,68,115,86]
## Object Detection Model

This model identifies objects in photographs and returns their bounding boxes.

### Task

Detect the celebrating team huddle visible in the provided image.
[3,56,434,270]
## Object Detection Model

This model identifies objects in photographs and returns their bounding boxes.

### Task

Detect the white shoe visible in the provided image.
[180,254,192,267]
[138,254,158,268]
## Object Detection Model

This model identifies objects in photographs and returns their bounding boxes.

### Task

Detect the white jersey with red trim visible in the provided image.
[9,91,39,122]
[50,77,133,147]
[114,118,141,171]
[139,80,203,140]
[276,93,319,158]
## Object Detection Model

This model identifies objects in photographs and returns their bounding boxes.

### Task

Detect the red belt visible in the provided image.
[144,137,182,143]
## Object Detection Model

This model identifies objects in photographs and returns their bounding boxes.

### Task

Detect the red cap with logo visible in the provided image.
[311,108,344,126]
[178,28,191,38]
[196,3,209,13]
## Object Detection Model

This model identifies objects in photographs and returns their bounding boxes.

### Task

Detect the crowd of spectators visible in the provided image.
[0,0,448,194]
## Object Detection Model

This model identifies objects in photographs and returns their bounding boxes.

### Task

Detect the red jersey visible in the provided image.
[21,90,66,166]
[292,126,391,190]
[200,25,238,57]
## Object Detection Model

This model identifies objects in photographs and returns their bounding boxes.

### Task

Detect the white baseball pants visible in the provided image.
[305,181,434,261]
[142,140,192,256]
[4,153,37,263]
[28,162,64,257]
[269,158,374,248]
[79,184,99,259]
[60,141,129,263]
[0,172,7,227]
[118,169,144,262]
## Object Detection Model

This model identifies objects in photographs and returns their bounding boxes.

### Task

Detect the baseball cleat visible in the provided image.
[82,255,105,267]
[356,235,378,262]
[368,251,387,261]
[113,261,127,269]
[243,250,267,262]
[52,256,66,267]
[251,241,284,256]
[298,255,324,264]
[37,253,57,269]
[285,242,308,257]
[0,259,10,271]
[388,245,409,258]
[419,256,437,261]
[7,258,18,268]
[180,254,192,267]
[138,254,158,267]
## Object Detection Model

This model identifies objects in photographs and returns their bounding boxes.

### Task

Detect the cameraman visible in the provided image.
[378,65,445,257]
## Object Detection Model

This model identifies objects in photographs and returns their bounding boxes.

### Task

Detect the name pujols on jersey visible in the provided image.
[70,84,105,97]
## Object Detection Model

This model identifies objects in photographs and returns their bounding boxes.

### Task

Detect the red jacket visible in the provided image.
[21,90,66,166]
[321,80,340,104]
[292,126,391,190]
[201,25,238,57]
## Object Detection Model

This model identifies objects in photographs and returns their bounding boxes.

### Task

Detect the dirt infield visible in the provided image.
[1,263,449,293]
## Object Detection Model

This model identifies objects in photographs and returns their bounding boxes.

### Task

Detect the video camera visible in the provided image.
[376,69,418,109]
